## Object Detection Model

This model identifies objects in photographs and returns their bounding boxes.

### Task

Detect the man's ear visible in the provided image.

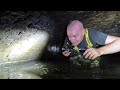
[82,30,85,36]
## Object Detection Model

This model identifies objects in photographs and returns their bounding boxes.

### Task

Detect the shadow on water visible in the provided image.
[40,52,120,79]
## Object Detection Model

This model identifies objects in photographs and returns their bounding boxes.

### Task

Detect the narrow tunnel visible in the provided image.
[0,11,120,79]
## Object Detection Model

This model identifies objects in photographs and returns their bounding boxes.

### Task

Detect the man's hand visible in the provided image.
[83,48,101,60]
[62,51,71,57]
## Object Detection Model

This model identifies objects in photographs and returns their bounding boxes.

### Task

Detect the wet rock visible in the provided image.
[9,72,42,79]
[0,11,56,63]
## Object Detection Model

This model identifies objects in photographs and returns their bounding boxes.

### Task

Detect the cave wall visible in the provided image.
[0,11,120,63]
[0,11,55,63]
[48,11,120,36]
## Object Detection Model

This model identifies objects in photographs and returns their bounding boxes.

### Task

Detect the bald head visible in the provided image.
[67,20,84,32]
[66,20,85,46]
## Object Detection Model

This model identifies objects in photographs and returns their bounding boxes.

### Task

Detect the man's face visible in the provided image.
[67,25,84,46]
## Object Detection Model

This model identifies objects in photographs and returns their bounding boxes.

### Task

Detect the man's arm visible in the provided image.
[98,35,120,55]
[84,35,120,60]
[83,30,120,60]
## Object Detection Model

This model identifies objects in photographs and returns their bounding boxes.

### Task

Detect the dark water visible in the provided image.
[0,53,120,79]
[40,52,120,79]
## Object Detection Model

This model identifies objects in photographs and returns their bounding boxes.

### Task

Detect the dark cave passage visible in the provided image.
[0,11,120,79]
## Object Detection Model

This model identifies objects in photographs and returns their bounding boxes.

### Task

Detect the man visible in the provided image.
[62,20,120,67]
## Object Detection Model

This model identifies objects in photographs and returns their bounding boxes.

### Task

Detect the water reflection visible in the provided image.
[40,52,120,79]
[0,52,120,79]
